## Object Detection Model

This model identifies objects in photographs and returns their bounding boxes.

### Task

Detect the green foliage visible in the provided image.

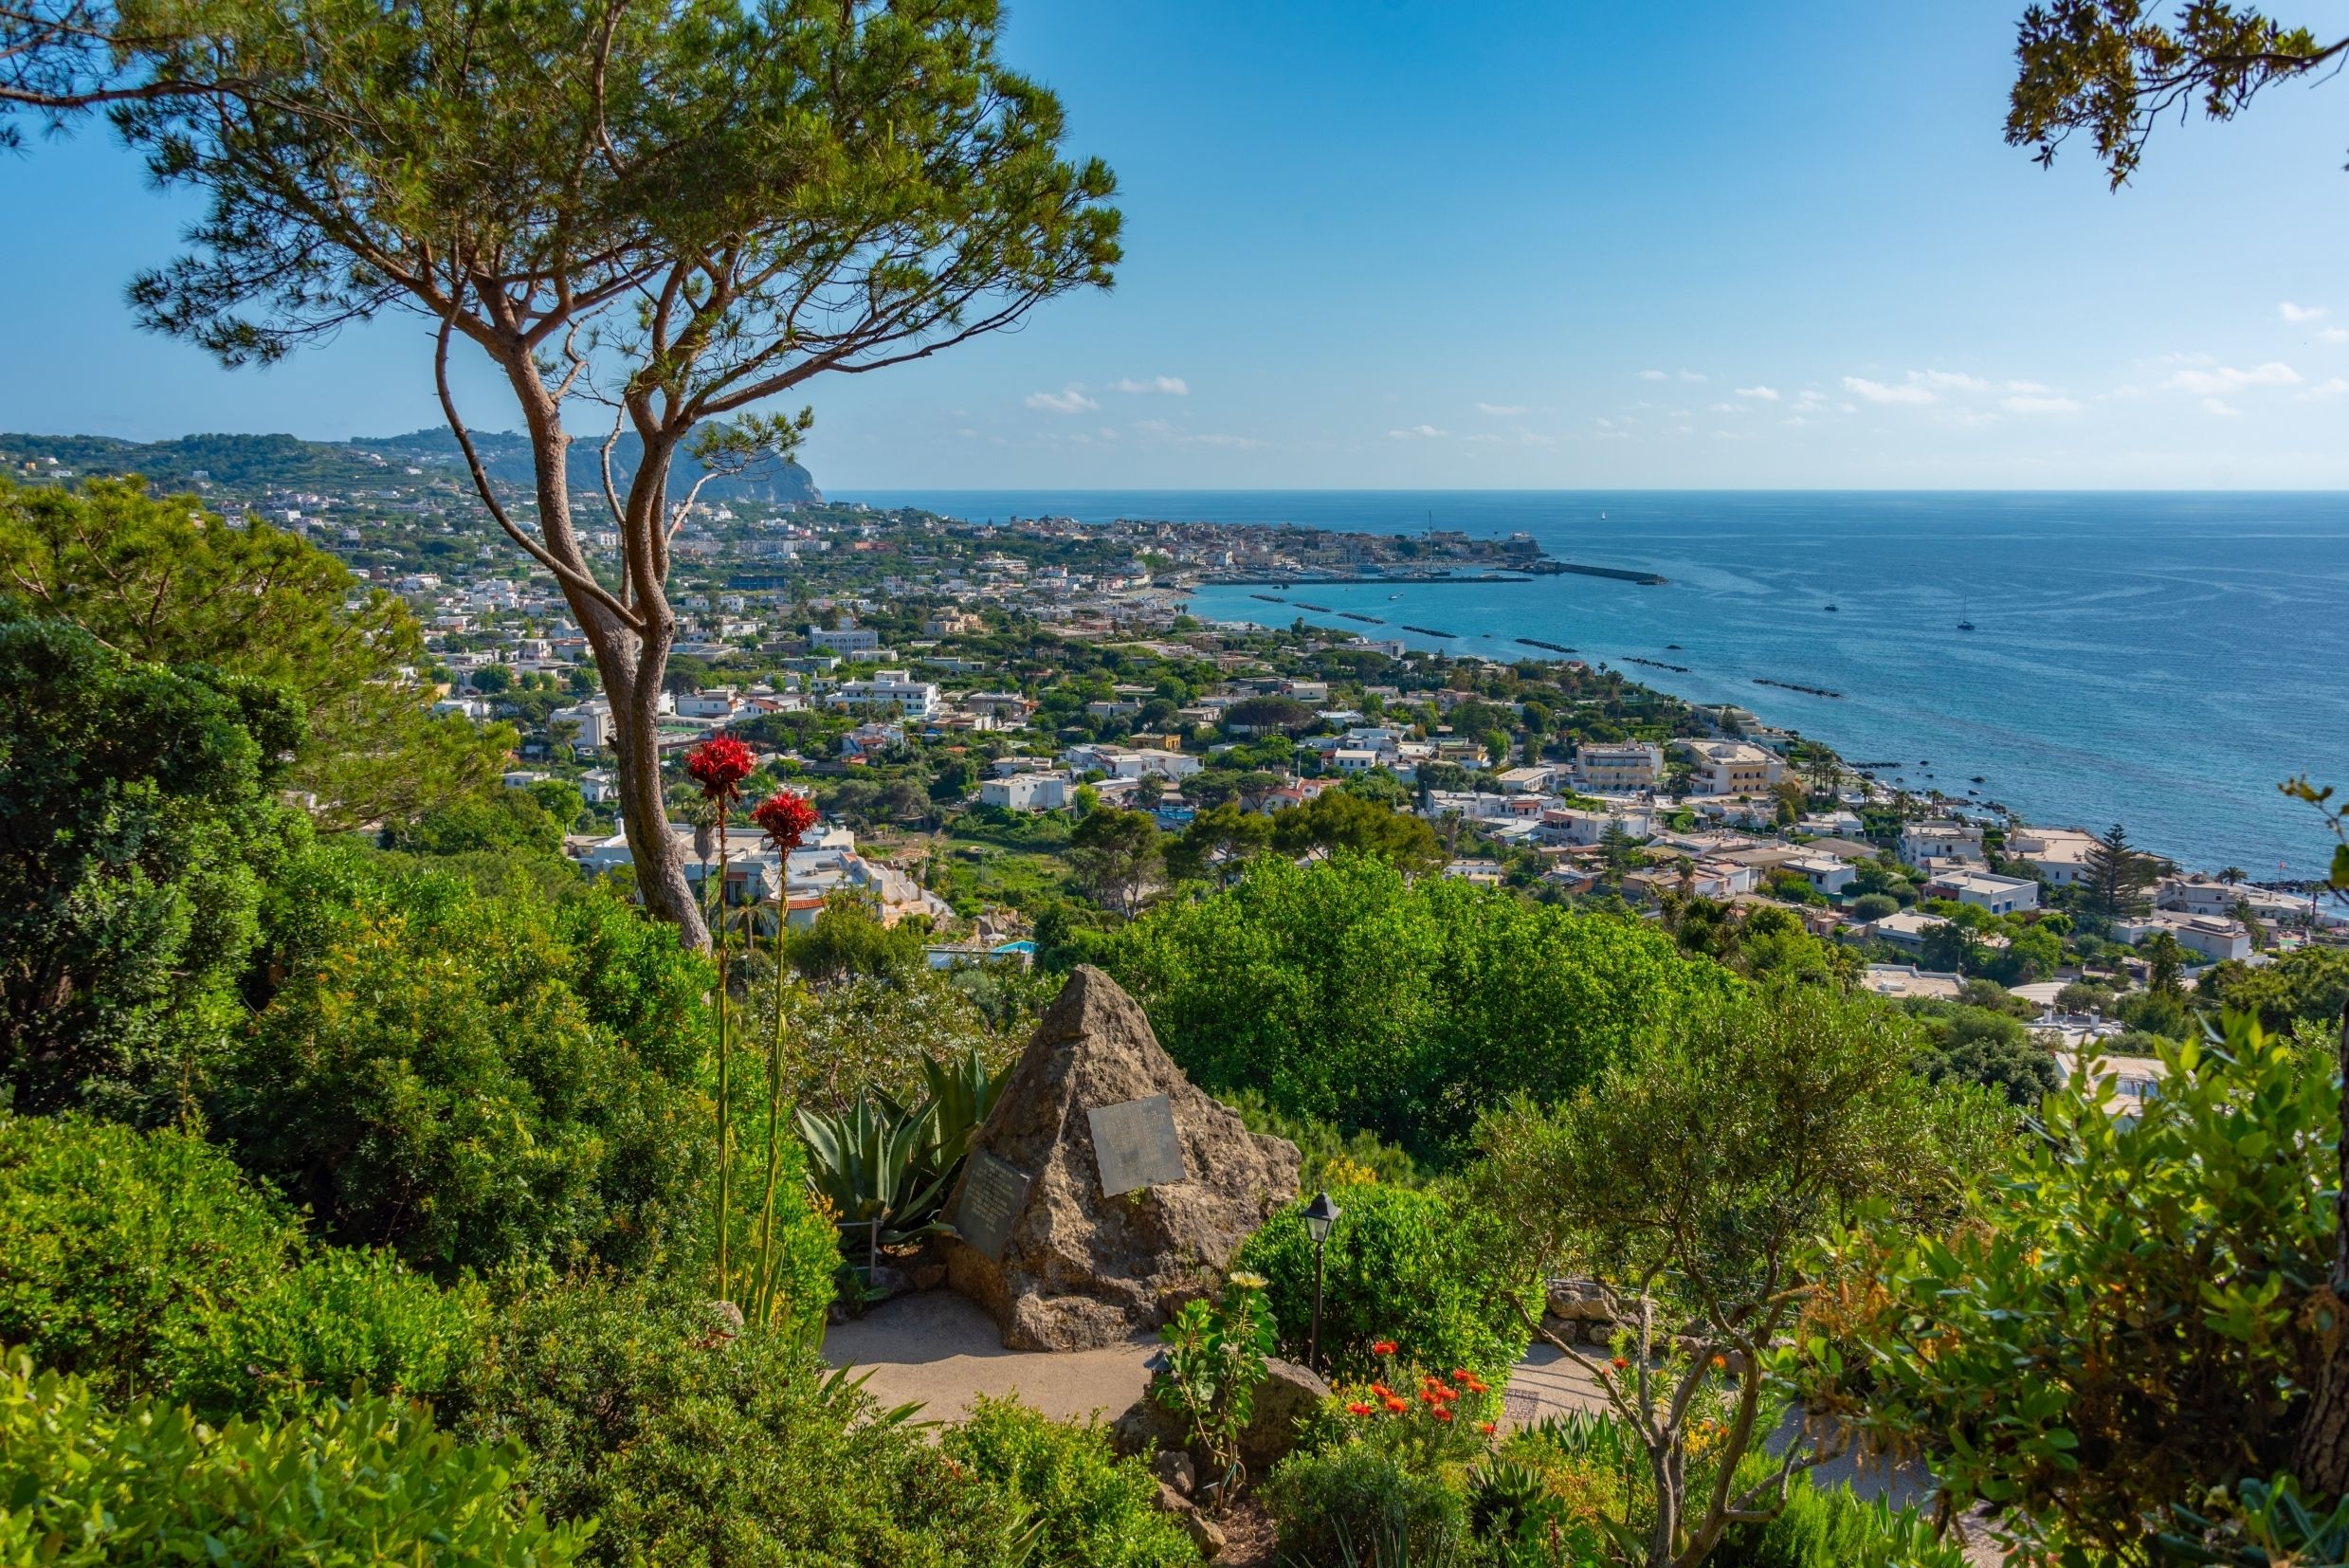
[788,890,930,985]
[1151,1273,1276,1500]
[214,844,713,1277]
[2161,1473,2349,1567]
[383,788,569,856]
[0,476,510,830]
[1236,1185,1534,1385]
[1469,983,2008,1564]
[1267,789,1445,877]
[0,617,302,1121]
[0,1350,588,1567]
[1817,1014,2330,1562]
[1906,1001,2063,1105]
[2201,944,2349,1033]
[1069,806,1164,919]
[1104,855,1731,1159]
[940,1396,1200,1568]
[1263,1440,1468,1568]
[783,961,1022,1114]
[0,1113,480,1422]
[1712,1473,1966,1568]
[453,1275,1027,1566]
[1227,1089,1423,1189]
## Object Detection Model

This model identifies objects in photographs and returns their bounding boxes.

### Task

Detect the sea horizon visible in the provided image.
[839,488,2349,882]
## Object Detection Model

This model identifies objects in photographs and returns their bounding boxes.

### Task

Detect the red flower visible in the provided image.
[1431,1408,1453,1423]
[1346,1401,1375,1417]
[750,790,820,852]
[1382,1395,1408,1414]
[1611,1357,1630,1372]
[685,737,755,803]
[1372,1340,1398,1357]
[1369,1382,1393,1399]
[1479,1421,1497,1435]
[1451,1368,1472,1384]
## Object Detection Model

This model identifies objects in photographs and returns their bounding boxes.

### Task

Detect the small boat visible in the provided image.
[1971,775,1986,784]
[1665,643,1683,650]
[1957,597,1975,631]
[1388,593,1401,600]
[1823,603,1839,612]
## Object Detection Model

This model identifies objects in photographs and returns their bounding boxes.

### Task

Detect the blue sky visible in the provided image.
[4,0,2346,488]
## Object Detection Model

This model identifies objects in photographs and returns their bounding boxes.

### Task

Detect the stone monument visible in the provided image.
[942,964,1301,1350]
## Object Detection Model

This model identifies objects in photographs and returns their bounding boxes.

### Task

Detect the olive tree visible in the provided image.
[112,0,1119,945]
[1467,983,2006,1568]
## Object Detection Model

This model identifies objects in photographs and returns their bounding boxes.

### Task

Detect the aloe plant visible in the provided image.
[797,1095,954,1259]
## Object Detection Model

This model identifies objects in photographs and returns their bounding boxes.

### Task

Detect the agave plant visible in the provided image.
[796,1095,953,1248]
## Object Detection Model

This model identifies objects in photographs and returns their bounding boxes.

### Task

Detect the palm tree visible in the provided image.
[2219,866,2248,888]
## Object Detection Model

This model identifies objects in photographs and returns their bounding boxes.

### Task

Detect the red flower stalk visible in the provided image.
[685,736,756,805]
[750,790,820,852]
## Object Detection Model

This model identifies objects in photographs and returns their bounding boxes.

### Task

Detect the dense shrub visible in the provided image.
[1815,1015,2329,1561]
[941,1395,1199,1568]
[1262,1440,1467,1567]
[1713,1473,1964,1568]
[0,618,304,1121]
[452,1276,1029,1566]
[0,1112,479,1421]
[1236,1183,1536,1384]
[0,1351,585,1565]
[1104,855,1730,1158]
[1227,1088,1423,1189]
[215,842,719,1277]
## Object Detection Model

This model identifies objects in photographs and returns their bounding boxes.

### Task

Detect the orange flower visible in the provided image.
[1372,1340,1399,1356]
[1611,1357,1630,1372]
[1452,1368,1472,1382]
[1347,1401,1375,1416]
[1466,1378,1489,1395]
[1383,1395,1409,1414]
[1369,1382,1393,1399]
[1479,1421,1497,1435]
[1709,1355,1727,1371]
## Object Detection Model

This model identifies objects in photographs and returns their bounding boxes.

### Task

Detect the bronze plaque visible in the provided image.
[954,1151,1030,1262]
[1087,1094,1188,1197]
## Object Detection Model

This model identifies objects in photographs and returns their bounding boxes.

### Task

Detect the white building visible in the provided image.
[1898,821,1988,870]
[828,669,941,720]
[1787,854,1858,898]
[1925,868,2041,917]
[979,773,1073,811]
[2007,826,2100,887]
[809,625,882,656]
[1675,739,1783,796]
[1860,963,1964,1001]
[2114,911,2254,963]
[1062,743,1202,782]
[1576,741,1663,793]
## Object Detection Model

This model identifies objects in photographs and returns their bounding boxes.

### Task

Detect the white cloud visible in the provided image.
[1386,424,1448,439]
[1678,370,1708,384]
[1025,385,1098,413]
[2163,361,2300,394]
[1734,385,1779,401]
[1706,402,1741,414]
[1466,433,1502,445]
[956,428,978,439]
[1637,370,1668,381]
[1110,375,1189,395]
[1792,390,1831,412]
[1193,432,1268,449]
[2201,398,2243,417]
[2281,301,2330,323]
[2301,377,2349,401]
[1915,370,1993,392]
[1475,401,1531,416]
[2322,327,2349,345]
[2003,379,2052,395]
[1843,375,1936,405]
[2001,393,2082,414]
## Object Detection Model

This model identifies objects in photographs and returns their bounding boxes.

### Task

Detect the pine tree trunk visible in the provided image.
[2292,1007,2349,1496]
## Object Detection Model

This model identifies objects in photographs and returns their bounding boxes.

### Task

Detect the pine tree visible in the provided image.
[2081,822,2155,920]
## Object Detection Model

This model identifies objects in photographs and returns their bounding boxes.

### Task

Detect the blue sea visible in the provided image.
[836,490,2349,877]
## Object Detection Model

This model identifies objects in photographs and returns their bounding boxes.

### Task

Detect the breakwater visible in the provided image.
[1755,678,1844,700]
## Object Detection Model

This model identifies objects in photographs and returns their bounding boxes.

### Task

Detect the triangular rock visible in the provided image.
[943,965,1301,1350]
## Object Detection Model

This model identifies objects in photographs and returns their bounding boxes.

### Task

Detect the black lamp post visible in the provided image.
[1302,1190,1340,1372]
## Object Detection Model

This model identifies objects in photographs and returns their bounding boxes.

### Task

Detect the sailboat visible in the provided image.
[1957,597,1976,631]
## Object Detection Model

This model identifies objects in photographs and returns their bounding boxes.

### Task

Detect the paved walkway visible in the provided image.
[823,1289,1156,1425]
